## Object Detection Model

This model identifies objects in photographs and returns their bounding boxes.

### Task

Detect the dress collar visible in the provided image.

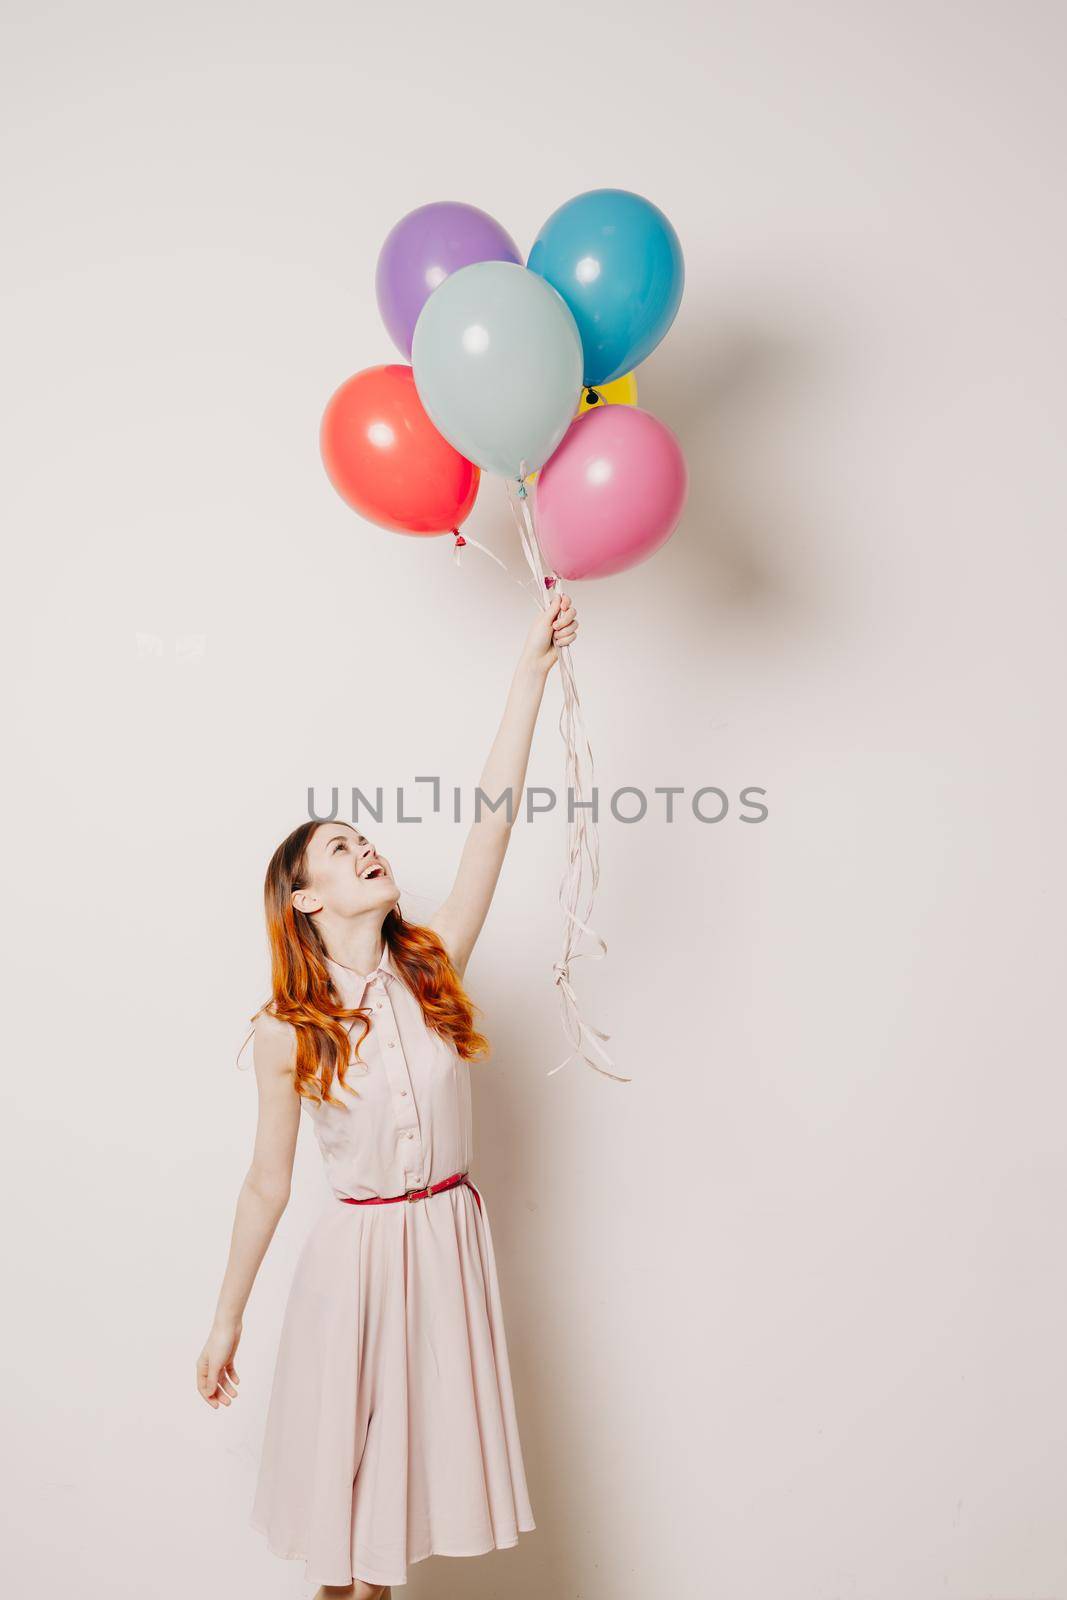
[325,942,396,1002]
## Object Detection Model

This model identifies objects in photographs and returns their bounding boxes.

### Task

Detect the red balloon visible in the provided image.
[320,364,480,535]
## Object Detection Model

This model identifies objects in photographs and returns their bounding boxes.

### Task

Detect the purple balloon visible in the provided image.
[375,202,522,360]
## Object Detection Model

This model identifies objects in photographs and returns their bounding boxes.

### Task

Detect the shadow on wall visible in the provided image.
[637,317,828,635]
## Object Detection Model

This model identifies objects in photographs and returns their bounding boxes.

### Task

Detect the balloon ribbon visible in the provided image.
[505,475,631,1083]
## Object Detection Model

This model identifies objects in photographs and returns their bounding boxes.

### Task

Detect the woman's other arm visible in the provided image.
[195,1011,300,1410]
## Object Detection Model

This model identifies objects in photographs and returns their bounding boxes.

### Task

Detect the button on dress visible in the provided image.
[250,944,536,1588]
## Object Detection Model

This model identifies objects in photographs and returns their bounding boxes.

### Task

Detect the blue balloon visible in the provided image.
[527,189,684,388]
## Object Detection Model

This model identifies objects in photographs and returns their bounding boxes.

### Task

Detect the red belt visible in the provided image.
[339,1170,481,1214]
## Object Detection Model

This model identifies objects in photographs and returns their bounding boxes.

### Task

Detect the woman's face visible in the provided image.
[294,822,399,919]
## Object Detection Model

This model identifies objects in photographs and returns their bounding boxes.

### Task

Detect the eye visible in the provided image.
[332,840,347,854]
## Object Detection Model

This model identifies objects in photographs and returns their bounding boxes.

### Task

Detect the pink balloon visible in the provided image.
[535,406,688,579]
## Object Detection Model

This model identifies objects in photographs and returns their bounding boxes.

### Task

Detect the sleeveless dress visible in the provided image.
[249,944,536,1588]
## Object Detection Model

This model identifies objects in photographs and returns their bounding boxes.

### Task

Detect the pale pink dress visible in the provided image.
[250,944,536,1588]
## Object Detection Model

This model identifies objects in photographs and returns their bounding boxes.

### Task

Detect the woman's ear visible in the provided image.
[291,888,321,916]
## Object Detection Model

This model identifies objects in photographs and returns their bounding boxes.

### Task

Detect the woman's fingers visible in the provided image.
[548,590,578,651]
[196,1357,239,1405]
[197,1358,223,1407]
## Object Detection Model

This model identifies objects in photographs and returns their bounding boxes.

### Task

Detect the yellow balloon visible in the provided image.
[527,371,638,481]
[577,371,639,414]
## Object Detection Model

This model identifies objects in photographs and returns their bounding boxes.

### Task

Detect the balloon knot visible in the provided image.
[585,388,600,405]
[544,575,557,589]
[453,532,466,547]
[516,483,528,500]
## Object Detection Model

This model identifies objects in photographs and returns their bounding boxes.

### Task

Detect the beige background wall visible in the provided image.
[4,3,1065,1597]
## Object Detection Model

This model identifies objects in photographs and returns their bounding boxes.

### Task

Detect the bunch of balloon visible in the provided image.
[320,191,688,1084]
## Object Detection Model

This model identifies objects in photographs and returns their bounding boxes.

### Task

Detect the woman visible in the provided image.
[197,589,578,1598]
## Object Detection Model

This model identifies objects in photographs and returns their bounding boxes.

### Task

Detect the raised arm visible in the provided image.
[196,1010,301,1409]
[428,589,578,979]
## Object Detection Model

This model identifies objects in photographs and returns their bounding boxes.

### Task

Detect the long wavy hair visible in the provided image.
[247,820,490,1108]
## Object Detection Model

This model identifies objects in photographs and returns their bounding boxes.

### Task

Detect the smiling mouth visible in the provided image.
[359,864,387,881]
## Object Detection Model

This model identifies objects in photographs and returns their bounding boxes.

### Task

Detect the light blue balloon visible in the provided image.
[411,261,583,479]
[527,189,685,388]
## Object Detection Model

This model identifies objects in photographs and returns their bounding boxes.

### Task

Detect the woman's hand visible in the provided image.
[520,589,579,678]
[196,1318,242,1410]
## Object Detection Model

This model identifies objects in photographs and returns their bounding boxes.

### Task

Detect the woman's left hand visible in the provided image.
[521,589,578,677]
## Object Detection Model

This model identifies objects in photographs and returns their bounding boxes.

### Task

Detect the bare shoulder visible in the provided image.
[252,1007,297,1079]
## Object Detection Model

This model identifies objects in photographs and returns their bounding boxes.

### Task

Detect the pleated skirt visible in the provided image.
[250,1179,536,1587]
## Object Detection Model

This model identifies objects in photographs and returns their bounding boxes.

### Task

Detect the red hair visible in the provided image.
[247,820,490,1108]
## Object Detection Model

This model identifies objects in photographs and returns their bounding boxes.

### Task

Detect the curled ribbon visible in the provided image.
[506,475,631,1083]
